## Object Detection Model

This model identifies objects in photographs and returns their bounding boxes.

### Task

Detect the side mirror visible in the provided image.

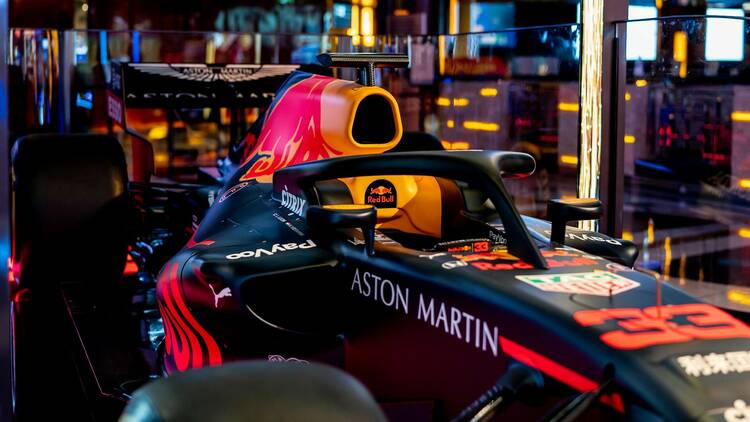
[306,205,377,255]
[546,198,602,244]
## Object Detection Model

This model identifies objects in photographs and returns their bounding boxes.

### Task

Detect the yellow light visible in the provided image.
[625,91,631,101]
[351,5,360,45]
[480,87,498,97]
[560,155,579,165]
[361,7,373,35]
[663,236,672,281]
[655,0,662,9]
[739,179,750,189]
[148,125,168,140]
[673,31,688,78]
[739,227,750,238]
[441,140,470,150]
[673,31,687,62]
[624,135,636,144]
[622,230,633,241]
[728,289,750,306]
[446,120,455,128]
[361,6,374,47]
[453,97,469,107]
[453,142,470,150]
[361,0,374,6]
[558,102,580,112]
[154,152,169,165]
[394,8,408,16]
[463,121,499,131]
[731,111,750,122]
[436,97,451,106]
[438,35,446,75]
[448,0,458,34]
[635,79,648,88]
[679,253,686,284]
[647,218,654,245]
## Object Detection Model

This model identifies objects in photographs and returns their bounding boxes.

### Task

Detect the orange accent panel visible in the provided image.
[319,80,402,154]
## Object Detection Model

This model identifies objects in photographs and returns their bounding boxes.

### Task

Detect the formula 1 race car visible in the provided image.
[9,53,750,422]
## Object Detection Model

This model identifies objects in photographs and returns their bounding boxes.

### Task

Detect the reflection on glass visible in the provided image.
[620,16,750,291]
[9,26,580,218]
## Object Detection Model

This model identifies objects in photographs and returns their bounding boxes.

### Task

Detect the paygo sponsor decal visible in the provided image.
[365,179,397,208]
[516,271,639,296]
[351,268,500,356]
[225,240,316,260]
[280,185,307,216]
[677,350,750,377]
[574,304,750,350]
[218,182,250,203]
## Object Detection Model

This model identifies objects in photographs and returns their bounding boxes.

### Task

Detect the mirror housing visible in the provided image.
[306,205,377,255]
[546,198,602,244]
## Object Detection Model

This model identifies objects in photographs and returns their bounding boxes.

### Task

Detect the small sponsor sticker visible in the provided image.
[676,350,750,377]
[281,185,307,216]
[365,179,397,208]
[516,271,640,296]
[218,182,250,203]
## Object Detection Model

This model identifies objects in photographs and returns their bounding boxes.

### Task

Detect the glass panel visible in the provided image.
[8,25,580,214]
[619,16,750,293]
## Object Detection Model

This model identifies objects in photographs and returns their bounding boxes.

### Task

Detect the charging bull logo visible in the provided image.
[239,74,342,182]
[365,179,397,208]
[370,186,392,195]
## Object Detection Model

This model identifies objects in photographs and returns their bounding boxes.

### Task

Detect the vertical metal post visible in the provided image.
[0,0,13,419]
[577,0,627,235]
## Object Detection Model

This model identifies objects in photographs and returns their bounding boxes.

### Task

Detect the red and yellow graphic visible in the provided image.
[240,74,401,182]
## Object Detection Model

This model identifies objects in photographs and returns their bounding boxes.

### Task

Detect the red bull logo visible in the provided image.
[370,186,392,196]
[365,179,397,208]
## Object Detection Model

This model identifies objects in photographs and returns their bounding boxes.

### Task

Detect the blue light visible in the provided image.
[132,31,141,62]
[99,31,108,63]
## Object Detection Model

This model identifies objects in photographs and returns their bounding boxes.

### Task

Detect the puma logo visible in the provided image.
[208,284,232,308]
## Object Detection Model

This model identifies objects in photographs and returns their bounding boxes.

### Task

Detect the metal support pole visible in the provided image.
[577,0,627,235]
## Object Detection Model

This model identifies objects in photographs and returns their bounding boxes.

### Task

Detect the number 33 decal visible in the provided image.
[574,304,750,350]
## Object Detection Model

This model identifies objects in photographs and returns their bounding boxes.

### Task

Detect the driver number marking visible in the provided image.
[574,304,750,350]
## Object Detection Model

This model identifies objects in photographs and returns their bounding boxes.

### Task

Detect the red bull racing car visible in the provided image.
[9,53,750,421]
